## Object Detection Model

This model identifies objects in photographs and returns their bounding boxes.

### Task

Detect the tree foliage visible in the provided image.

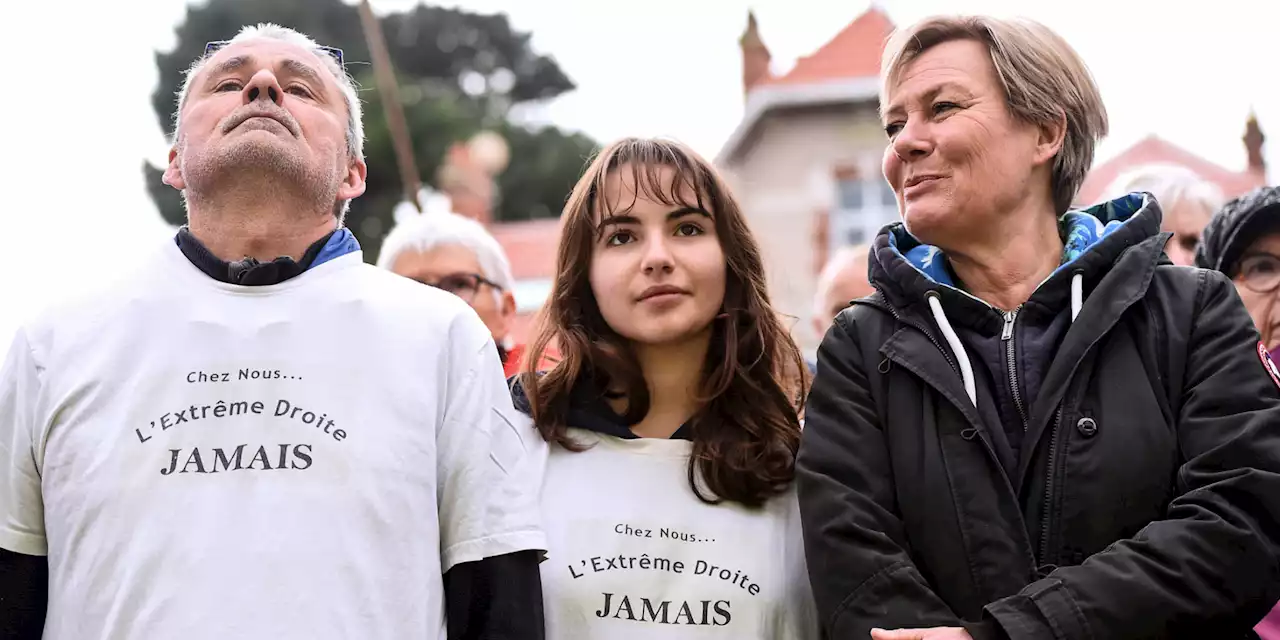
[145,0,597,261]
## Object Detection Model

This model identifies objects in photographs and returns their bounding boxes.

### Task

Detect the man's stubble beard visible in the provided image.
[181,134,340,218]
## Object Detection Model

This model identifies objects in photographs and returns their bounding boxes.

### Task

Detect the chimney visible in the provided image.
[739,11,772,98]
[1245,110,1266,179]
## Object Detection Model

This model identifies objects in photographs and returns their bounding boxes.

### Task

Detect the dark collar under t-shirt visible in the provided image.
[566,393,695,441]
[176,227,337,286]
[510,374,694,441]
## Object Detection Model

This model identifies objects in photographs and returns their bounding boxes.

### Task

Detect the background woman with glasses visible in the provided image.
[380,203,549,376]
[1197,185,1280,639]
[1198,186,1280,364]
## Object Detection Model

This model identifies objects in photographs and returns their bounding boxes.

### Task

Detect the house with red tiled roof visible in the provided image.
[716,8,897,351]
[1075,114,1268,206]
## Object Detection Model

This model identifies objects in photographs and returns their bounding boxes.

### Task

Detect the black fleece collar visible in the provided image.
[175,227,336,286]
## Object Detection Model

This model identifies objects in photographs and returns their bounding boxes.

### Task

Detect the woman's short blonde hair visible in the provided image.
[881,16,1108,214]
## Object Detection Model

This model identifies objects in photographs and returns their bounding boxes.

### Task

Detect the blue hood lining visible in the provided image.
[888,193,1148,290]
[313,228,360,268]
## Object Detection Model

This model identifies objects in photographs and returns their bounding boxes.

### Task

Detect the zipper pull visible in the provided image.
[1001,310,1017,341]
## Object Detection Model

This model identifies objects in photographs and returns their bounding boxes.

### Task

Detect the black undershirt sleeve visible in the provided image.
[0,548,47,640]
[444,550,544,640]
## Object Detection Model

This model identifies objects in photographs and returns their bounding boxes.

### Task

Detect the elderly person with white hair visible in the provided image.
[0,24,545,639]
[1104,163,1224,266]
[808,245,874,371]
[799,13,1280,640]
[812,244,874,338]
[379,199,540,377]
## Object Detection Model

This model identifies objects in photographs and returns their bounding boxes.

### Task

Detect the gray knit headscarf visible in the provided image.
[1195,186,1280,276]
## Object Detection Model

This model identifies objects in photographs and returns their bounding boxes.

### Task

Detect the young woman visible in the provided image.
[511,137,817,638]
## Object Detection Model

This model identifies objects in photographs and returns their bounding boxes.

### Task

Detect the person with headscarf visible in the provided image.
[1197,186,1280,364]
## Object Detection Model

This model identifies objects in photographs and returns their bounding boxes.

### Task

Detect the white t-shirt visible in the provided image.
[535,426,818,639]
[0,241,546,640]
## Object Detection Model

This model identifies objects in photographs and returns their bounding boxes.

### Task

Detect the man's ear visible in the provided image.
[162,143,185,190]
[501,290,517,320]
[338,157,367,201]
[492,289,518,347]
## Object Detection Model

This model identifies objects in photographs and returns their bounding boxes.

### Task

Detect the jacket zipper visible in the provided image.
[1038,405,1064,565]
[871,293,1041,567]
[1005,305,1062,565]
[1001,306,1029,430]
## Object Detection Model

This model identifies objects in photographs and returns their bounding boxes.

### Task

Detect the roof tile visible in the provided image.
[1076,135,1266,205]
[759,8,894,88]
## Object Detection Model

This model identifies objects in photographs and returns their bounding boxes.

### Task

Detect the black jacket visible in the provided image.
[798,194,1280,639]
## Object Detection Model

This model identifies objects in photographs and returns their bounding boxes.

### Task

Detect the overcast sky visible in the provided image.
[1,0,1276,353]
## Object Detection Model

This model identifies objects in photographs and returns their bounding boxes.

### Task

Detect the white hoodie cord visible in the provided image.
[927,272,1086,411]
[1070,272,1083,322]
[927,293,978,408]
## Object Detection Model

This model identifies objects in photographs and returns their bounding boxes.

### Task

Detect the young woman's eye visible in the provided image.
[606,230,635,246]
[674,222,703,237]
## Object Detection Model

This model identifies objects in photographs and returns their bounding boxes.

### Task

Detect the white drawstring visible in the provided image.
[1070,272,1083,322]
[926,273,1086,411]
[927,293,978,409]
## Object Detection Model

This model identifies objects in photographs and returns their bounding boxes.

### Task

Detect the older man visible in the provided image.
[379,207,524,375]
[0,24,544,640]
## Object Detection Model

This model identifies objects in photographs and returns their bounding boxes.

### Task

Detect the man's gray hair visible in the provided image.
[881,15,1109,214]
[1103,164,1224,218]
[377,211,516,304]
[172,24,365,218]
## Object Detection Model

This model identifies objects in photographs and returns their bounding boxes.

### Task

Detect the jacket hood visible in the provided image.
[870,193,1163,331]
[508,373,693,441]
[866,193,1166,412]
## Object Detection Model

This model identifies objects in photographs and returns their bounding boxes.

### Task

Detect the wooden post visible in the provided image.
[357,0,422,212]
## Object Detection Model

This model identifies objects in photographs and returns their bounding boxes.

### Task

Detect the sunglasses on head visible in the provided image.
[204,40,345,68]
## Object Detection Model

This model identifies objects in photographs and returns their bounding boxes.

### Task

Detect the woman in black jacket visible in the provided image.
[798,14,1280,640]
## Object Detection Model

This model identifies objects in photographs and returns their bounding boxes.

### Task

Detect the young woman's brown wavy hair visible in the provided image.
[519,137,807,508]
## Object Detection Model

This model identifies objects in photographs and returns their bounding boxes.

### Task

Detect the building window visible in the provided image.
[877,179,896,206]
[836,177,864,210]
[830,164,899,254]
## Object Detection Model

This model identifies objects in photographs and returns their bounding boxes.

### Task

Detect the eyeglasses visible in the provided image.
[204,40,345,68]
[1237,253,1280,294]
[417,272,503,304]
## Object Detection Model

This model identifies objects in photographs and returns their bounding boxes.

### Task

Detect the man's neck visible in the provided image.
[947,201,1063,312]
[186,206,338,263]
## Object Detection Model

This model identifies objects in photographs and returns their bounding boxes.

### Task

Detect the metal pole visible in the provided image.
[358,0,422,212]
